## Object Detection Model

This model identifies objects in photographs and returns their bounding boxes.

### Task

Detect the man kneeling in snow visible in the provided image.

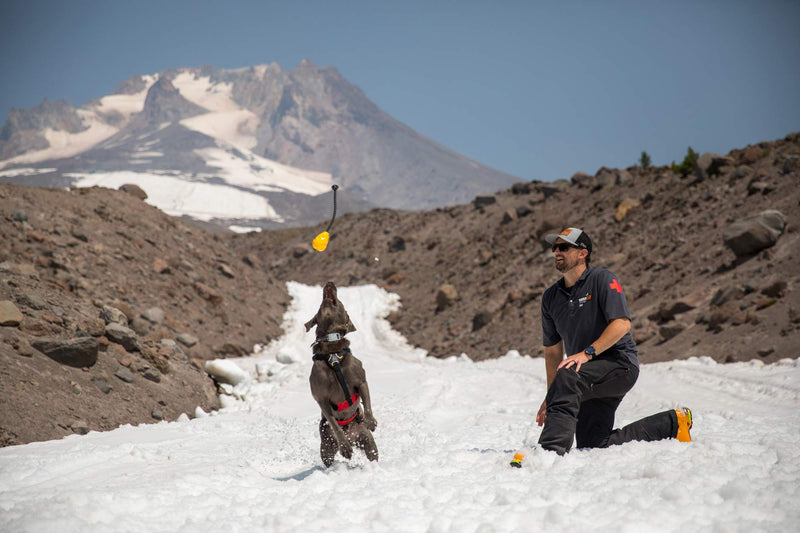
[513,227,691,464]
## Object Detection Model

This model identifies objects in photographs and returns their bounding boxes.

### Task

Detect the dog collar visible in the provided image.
[314,332,344,345]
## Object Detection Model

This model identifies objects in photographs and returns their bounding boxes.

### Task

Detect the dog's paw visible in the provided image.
[364,414,378,431]
[339,441,353,459]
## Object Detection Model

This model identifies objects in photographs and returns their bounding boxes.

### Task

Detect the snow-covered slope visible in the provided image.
[1,283,798,532]
[0,67,334,230]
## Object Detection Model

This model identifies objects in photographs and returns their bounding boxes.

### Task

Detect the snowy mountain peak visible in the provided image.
[0,60,519,229]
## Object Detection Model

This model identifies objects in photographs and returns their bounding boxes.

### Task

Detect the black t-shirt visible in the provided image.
[541,266,639,368]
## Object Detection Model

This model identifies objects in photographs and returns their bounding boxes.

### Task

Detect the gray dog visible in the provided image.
[304,281,378,467]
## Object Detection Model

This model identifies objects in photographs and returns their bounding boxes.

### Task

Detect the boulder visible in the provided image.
[100,305,128,326]
[119,183,148,200]
[511,182,534,195]
[388,236,406,253]
[570,172,593,186]
[501,208,517,224]
[659,322,687,342]
[0,301,23,326]
[105,323,139,352]
[436,285,459,311]
[31,336,98,367]
[614,198,641,222]
[176,333,199,348]
[473,195,497,209]
[535,180,570,198]
[15,292,46,310]
[472,310,494,331]
[152,257,171,274]
[696,152,734,180]
[194,282,222,304]
[141,307,165,324]
[723,210,787,257]
[651,289,708,323]
[115,365,135,383]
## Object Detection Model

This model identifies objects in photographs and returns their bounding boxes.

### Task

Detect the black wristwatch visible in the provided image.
[584,346,596,360]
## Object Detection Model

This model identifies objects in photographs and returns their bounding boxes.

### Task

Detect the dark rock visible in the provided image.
[711,286,744,307]
[511,182,534,195]
[70,420,90,435]
[119,183,148,200]
[92,376,113,394]
[659,322,686,342]
[16,292,46,310]
[747,180,773,196]
[696,152,734,180]
[652,290,708,323]
[218,263,235,278]
[761,280,788,298]
[291,244,309,258]
[472,310,493,331]
[105,323,139,352]
[31,336,98,367]
[142,367,161,383]
[114,365,135,383]
[473,195,497,209]
[536,180,570,198]
[436,285,459,311]
[722,210,786,257]
[176,333,199,347]
[388,236,406,252]
[570,172,593,186]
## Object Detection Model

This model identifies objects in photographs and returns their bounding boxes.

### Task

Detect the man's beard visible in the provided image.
[555,255,581,273]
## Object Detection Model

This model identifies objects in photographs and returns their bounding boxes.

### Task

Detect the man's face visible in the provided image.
[552,239,583,273]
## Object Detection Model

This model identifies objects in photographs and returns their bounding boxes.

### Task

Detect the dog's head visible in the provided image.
[305,282,356,349]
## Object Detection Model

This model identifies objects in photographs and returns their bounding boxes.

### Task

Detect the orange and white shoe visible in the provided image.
[675,407,693,442]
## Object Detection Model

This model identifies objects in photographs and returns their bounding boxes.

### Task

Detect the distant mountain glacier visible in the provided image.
[0,60,520,230]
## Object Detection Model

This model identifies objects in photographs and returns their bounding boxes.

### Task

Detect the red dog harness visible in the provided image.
[335,393,360,426]
[313,349,361,426]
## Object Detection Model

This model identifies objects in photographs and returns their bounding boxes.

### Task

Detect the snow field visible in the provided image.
[0,282,798,532]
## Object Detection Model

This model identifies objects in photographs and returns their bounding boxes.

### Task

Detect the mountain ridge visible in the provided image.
[0,60,520,228]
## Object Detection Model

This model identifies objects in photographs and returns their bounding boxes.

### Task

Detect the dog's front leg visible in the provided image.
[319,404,353,459]
[358,382,378,431]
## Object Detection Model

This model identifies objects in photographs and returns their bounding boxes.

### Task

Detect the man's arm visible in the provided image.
[543,341,564,388]
[537,341,564,426]
[557,317,631,371]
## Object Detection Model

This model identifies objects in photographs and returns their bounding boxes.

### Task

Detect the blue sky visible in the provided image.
[1,0,798,182]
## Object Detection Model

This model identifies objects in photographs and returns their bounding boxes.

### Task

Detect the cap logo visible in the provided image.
[559,229,571,236]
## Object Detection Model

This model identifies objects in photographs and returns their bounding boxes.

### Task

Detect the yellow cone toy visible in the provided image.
[312,184,339,252]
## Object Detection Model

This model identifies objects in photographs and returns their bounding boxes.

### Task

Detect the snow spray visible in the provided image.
[312,184,339,251]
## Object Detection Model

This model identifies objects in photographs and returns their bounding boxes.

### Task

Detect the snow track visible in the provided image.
[1,283,798,532]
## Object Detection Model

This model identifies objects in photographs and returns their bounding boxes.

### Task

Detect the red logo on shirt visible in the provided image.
[609,279,623,293]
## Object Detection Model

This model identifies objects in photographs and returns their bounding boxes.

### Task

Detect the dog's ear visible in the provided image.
[345,312,356,333]
[304,315,317,332]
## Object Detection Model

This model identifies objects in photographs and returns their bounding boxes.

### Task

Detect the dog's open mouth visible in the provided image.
[323,282,337,304]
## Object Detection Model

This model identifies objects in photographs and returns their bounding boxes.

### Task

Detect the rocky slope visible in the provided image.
[1,133,798,447]
[238,133,800,364]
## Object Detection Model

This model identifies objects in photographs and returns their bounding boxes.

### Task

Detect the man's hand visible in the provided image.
[557,352,591,372]
[536,400,547,426]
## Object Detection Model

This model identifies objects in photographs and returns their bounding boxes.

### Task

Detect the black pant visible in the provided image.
[538,357,679,455]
